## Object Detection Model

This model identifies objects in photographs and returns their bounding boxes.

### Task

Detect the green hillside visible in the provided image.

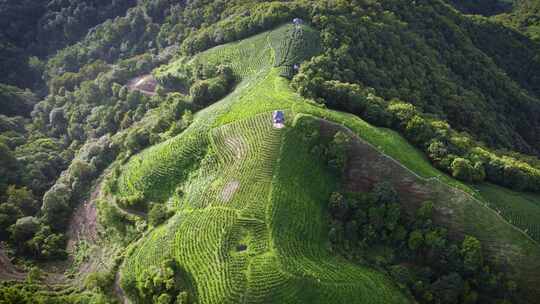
[114,24,408,304]
[3,1,540,304]
[108,24,540,303]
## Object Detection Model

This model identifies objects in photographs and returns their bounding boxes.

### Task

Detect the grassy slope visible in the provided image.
[118,24,409,303]
[476,183,540,242]
[115,23,540,302]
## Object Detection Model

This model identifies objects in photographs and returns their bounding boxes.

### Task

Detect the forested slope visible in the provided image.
[2,0,540,303]
[497,0,540,41]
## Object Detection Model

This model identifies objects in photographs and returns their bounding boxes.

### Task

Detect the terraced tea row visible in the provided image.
[271,24,321,78]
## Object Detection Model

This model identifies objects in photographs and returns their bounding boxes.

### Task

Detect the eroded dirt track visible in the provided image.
[0,244,25,281]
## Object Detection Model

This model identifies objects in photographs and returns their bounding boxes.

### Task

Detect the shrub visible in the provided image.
[451,158,474,182]
[461,236,483,273]
[326,131,351,172]
[148,203,172,227]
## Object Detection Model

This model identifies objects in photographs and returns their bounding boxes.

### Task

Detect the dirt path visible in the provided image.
[66,184,101,253]
[0,244,26,281]
[114,271,129,304]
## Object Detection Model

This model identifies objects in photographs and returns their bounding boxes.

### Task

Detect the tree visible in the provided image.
[461,235,483,273]
[28,225,67,259]
[326,131,350,172]
[451,158,474,182]
[408,230,424,251]
[329,192,349,220]
[41,183,72,231]
[344,220,359,243]
[10,216,40,244]
[0,202,23,239]
[372,182,399,205]
[405,115,434,145]
[148,203,171,227]
[417,201,434,222]
[431,272,465,304]
[0,142,19,192]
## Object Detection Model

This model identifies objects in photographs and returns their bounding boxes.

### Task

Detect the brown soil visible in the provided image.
[127,74,158,96]
[0,244,26,281]
[319,119,540,301]
[225,136,247,160]
[221,180,240,202]
[66,184,100,252]
[114,271,128,304]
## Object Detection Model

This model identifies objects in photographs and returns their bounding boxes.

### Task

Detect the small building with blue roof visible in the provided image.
[273,110,285,124]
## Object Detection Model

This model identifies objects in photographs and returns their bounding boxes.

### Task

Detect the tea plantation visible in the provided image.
[111,23,540,303]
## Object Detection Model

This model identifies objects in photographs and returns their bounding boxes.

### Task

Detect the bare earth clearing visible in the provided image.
[221,180,240,202]
[0,244,25,281]
[127,74,157,96]
[320,119,540,301]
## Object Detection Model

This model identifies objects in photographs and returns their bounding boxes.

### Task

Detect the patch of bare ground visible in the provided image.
[319,119,540,302]
[114,271,129,304]
[127,74,157,96]
[0,243,26,281]
[225,136,247,160]
[66,184,100,253]
[221,180,240,202]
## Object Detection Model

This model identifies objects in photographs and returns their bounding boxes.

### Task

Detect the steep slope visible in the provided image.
[114,24,409,304]
[446,0,512,15]
[109,24,540,303]
[497,0,540,40]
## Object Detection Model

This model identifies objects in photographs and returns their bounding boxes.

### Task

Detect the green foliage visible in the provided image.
[148,204,172,227]
[85,271,116,294]
[0,280,107,304]
[451,158,475,182]
[496,0,540,41]
[0,84,38,117]
[461,236,483,273]
[447,0,512,16]
[477,183,540,242]
[123,259,191,304]
[329,184,517,304]
[272,23,322,78]
[41,184,72,231]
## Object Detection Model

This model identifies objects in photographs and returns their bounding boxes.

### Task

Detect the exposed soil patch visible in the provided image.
[0,244,26,281]
[320,120,438,215]
[114,271,129,304]
[319,119,540,301]
[66,184,100,253]
[127,74,157,96]
[225,136,247,160]
[221,180,240,202]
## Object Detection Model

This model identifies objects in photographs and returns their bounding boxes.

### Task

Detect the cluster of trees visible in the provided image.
[328,183,517,303]
[0,84,38,117]
[2,136,118,260]
[288,0,540,157]
[294,114,352,174]
[447,0,512,16]
[188,64,234,107]
[0,0,136,89]
[122,259,191,304]
[496,0,540,41]
[294,73,540,191]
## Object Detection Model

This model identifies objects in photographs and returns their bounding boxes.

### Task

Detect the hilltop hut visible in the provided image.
[272,110,285,129]
[273,111,285,124]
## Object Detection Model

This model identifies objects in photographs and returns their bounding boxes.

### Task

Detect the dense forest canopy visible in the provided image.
[1,0,540,303]
[448,0,513,15]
